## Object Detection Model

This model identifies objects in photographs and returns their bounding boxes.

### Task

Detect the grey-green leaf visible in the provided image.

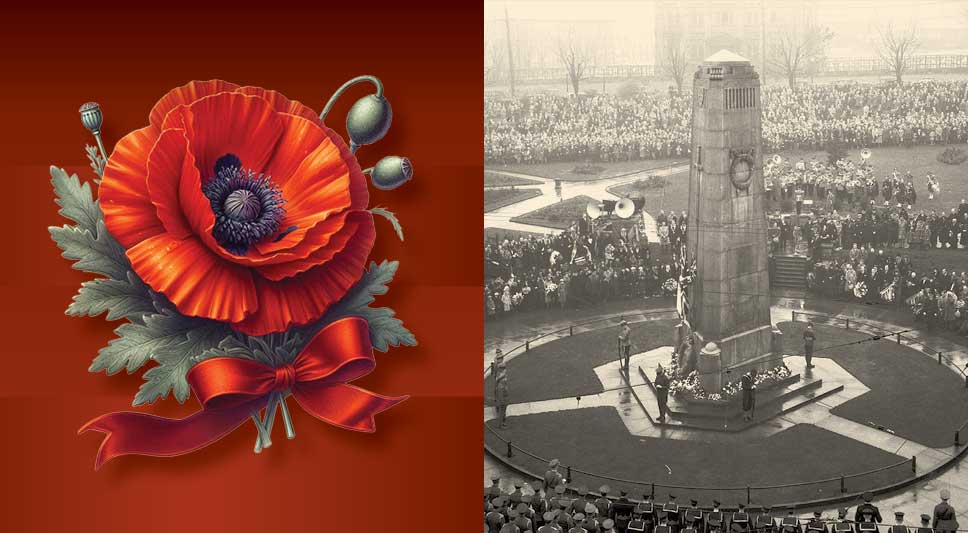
[357,306,417,352]
[50,166,100,232]
[67,273,154,322]
[49,221,129,280]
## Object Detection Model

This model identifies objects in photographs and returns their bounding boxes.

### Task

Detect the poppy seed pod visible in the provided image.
[369,156,413,190]
[79,102,103,133]
[346,94,392,148]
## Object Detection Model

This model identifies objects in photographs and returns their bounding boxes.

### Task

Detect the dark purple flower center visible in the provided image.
[203,153,286,255]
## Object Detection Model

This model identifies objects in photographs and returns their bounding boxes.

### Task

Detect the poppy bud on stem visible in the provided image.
[79,102,108,164]
[320,75,392,154]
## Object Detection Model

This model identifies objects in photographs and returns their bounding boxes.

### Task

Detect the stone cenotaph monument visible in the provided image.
[682,50,781,393]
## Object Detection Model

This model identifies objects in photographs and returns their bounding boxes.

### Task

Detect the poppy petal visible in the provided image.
[183,92,285,182]
[99,126,166,248]
[126,234,257,323]
[149,80,240,130]
[145,129,193,239]
[235,86,321,125]
[231,216,376,336]
[256,211,371,281]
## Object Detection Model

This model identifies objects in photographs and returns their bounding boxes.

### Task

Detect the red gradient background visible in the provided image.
[0,3,482,531]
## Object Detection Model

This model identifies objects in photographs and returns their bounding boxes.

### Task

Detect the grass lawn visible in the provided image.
[484,170,543,188]
[488,158,685,183]
[484,188,542,213]
[778,321,968,448]
[510,195,596,230]
[486,408,909,505]
[608,170,690,216]
[484,320,674,404]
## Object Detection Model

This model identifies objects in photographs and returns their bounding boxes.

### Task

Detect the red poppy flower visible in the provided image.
[99,80,374,336]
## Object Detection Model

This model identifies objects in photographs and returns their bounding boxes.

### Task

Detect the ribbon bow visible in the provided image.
[80,317,406,469]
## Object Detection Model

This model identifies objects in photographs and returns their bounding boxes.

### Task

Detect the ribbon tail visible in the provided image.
[79,399,265,470]
[292,382,407,433]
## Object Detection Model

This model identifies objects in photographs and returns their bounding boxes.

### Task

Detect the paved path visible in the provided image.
[484,297,968,521]
[483,163,688,241]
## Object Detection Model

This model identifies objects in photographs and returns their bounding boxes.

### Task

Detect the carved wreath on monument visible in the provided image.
[729,148,755,191]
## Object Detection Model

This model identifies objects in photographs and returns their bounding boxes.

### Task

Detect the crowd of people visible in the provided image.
[485,81,968,164]
[484,470,960,533]
[485,215,686,320]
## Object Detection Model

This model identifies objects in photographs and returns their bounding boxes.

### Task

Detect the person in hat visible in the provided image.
[488,477,504,501]
[496,366,510,428]
[628,503,648,533]
[514,502,535,533]
[500,518,522,533]
[730,504,751,533]
[553,484,572,513]
[538,513,559,533]
[834,509,852,533]
[510,479,525,505]
[610,490,635,532]
[487,497,508,533]
[640,494,658,531]
[545,459,564,492]
[601,518,616,533]
[933,489,959,533]
[803,322,817,369]
[917,514,933,533]
[595,486,612,518]
[571,486,591,515]
[754,505,776,533]
[708,502,726,533]
[806,511,828,533]
[581,504,601,533]
[741,370,757,422]
[655,365,671,423]
[569,513,587,533]
[685,499,704,532]
[781,508,802,533]
[664,495,682,533]
[890,512,908,533]
[854,492,882,533]
[619,319,632,376]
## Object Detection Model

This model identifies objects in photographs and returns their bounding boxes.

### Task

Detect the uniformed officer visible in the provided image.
[556,509,575,532]
[640,494,658,532]
[583,503,602,533]
[933,489,959,533]
[628,504,648,533]
[854,492,882,533]
[496,369,510,428]
[890,512,909,533]
[572,486,591,515]
[487,477,504,502]
[806,511,829,533]
[707,502,726,533]
[611,491,636,532]
[664,494,682,533]
[488,497,509,533]
[538,512,560,533]
[545,459,564,492]
[780,508,802,533]
[834,509,853,533]
[685,499,705,532]
[600,518,616,533]
[515,503,536,533]
[754,505,777,533]
[594,486,612,518]
[732,504,751,533]
[619,319,632,376]
[553,485,572,514]
[917,514,933,533]
[510,479,525,505]
[569,512,588,533]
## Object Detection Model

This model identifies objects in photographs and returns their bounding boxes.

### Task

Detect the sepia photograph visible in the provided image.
[484,1,968,532]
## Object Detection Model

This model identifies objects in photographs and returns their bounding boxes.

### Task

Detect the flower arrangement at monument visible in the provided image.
[666,351,792,402]
[50,79,416,469]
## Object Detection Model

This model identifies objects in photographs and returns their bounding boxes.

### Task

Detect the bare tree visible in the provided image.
[768,25,833,90]
[661,32,689,95]
[557,26,594,97]
[875,23,919,85]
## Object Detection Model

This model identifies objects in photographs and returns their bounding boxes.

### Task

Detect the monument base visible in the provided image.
[692,325,782,392]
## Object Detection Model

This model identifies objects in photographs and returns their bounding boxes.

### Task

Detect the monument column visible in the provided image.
[685,50,778,392]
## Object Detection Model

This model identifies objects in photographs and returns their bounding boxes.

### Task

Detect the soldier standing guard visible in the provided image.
[496,360,510,428]
[545,459,564,492]
[595,486,612,518]
[655,366,671,423]
[890,512,909,533]
[803,323,817,369]
[619,320,632,377]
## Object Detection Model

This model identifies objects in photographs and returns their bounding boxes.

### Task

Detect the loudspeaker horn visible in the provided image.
[615,197,635,219]
[586,201,603,219]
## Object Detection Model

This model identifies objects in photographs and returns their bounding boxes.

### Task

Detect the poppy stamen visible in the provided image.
[203,153,286,255]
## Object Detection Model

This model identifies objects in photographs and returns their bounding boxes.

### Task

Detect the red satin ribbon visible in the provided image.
[80,317,407,470]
